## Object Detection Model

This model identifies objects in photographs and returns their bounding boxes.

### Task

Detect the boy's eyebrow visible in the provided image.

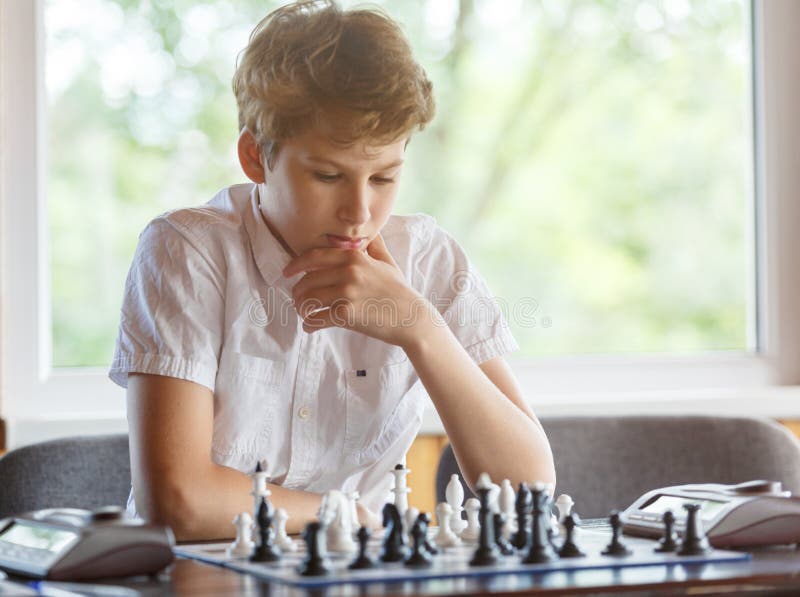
[306,155,404,171]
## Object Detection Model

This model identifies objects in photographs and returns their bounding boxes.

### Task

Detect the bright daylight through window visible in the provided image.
[45,0,752,367]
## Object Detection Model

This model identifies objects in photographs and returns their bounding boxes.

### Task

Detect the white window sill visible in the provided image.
[7,385,800,448]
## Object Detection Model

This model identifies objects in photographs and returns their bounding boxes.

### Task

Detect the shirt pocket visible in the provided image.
[212,350,285,458]
[343,358,423,464]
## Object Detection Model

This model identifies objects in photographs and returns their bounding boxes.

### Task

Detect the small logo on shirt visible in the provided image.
[356,370,367,377]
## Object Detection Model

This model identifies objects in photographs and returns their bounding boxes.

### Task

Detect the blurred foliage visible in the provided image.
[45,0,750,367]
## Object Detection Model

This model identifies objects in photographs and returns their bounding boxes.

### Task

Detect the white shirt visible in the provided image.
[110,183,518,515]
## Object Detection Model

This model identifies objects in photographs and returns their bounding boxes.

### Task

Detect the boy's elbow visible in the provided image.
[136,479,203,541]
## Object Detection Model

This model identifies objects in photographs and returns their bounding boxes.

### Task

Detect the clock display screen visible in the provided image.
[0,523,78,553]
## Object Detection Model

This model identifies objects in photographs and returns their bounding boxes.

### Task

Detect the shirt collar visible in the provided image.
[243,184,296,287]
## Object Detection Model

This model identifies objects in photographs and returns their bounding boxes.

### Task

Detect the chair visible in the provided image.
[436,415,800,518]
[0,434,131,519]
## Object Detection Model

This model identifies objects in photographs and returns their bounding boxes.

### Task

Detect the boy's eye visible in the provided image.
[314,172,341,182]
[371,177,395,185]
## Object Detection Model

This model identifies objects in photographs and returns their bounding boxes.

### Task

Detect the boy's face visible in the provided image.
[257,128,406,258]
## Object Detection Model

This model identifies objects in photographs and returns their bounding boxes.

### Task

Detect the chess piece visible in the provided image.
[348,526,375,570]
[324,490,356,553]
[557,513,586,558]
[297,521,330,576]
[380,502,408,562]
[469,473,500,567]
[461,498,481,542]
[488,482,501,513]
[677,503,712,556]
[226,512,254,557]
[522,485,558,564]
[250,496,281,562]
[446,474,467,535]
[434,503,461,548]
[499,479,517,538]
[417,512,439,555]
[602,511,632,557]
[511,482,532,550]
[493,513,515,555]
[655,510,679,553]
[273,508,297,552]
[555,493,575,537]
[250,461,271,541]
[391,464,411,516]
[555,493,574,519]
[404,518,433,568]
[404,506,419,544]
[347,491,361,533]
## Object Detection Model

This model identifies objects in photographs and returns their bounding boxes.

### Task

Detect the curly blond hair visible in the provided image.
[232,0,435,167]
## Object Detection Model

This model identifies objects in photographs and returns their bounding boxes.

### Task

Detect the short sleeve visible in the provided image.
[413,222,519,364]
[108,217,225,391]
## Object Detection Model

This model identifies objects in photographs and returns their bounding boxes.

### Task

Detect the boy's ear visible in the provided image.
[237,129,266,183]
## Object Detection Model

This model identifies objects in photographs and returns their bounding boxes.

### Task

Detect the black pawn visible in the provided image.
[297,521,330,576]
[493,513,515,555]
[404,518,433,568]
[348,526,375,570]
[557,513,586,558]
[511,482,532,550]
[249,496,281,562]
[655,509,678,553]
[677,503,712,556]
[417,513,439,555]
[602,511,632,557]
[469,481,500,567]
[522,486,558,564]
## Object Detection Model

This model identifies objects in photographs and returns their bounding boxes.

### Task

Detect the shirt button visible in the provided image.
[298,406,312,420]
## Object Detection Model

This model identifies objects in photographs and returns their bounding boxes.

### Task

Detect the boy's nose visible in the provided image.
[337,186,371,226]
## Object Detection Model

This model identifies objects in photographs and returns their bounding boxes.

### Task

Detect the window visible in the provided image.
[46,0,752,366]
[2,0,800,445]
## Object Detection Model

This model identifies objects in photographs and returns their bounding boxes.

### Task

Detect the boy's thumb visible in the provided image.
[366,233,397,267]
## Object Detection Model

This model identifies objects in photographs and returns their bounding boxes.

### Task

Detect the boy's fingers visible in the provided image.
[366,233,397,267]
[291,268,343,300]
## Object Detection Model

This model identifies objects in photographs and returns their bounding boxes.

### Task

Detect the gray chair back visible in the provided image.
[0,434,131,519]
[436,416,800,518]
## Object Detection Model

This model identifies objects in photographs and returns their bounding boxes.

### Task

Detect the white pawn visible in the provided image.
[273,508,297,552]
[445,474,467,535]
[433,502,461,548]
[461,498,481,542]
[226,512,254,558]
[555,493,576,537]
[499,479,517,538]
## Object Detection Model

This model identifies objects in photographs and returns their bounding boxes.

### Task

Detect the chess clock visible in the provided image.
[0,507,174,580]
[620,479,800,547]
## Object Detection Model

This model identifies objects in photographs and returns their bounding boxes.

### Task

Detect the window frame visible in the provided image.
[2,0,800,447]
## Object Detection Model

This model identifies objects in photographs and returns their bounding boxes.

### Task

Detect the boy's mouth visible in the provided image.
[326,234,366,250]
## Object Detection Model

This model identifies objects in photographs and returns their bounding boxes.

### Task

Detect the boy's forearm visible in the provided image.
[402,311,556,493]
[161,463,325,541]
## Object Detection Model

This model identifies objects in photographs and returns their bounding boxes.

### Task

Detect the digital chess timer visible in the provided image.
[0,507,174,580]
[621,480,800,547]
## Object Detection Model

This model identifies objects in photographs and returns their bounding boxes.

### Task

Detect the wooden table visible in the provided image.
[72,546,800,596]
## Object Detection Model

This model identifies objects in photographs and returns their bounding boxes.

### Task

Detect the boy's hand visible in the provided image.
[356,502,382,531]
[283,234,432,347]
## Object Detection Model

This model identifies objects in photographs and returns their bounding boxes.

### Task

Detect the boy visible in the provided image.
[110,0,555,541]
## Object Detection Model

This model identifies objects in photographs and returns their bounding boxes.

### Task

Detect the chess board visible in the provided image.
[175,525,750,589]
